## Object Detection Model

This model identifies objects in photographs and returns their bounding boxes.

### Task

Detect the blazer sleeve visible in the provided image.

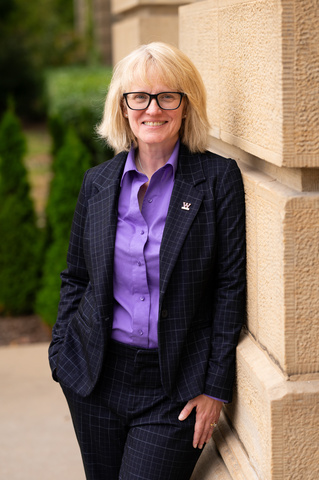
[48,170,91,376]
[204,159,246,402]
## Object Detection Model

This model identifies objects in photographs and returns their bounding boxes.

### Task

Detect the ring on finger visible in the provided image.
[210,422,217,428]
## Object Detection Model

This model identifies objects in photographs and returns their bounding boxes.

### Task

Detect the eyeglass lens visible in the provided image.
[124,92,183,110]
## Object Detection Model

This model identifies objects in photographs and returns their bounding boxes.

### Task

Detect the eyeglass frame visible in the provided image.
[123,92,186,111]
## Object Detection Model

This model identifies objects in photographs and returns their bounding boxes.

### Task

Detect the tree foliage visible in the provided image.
[36,128,92,326]
[0,0,44,118]
[0,109,42,314]
[0,0,86,119]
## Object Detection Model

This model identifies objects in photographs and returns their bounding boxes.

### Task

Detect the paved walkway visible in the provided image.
[0,343,85,480]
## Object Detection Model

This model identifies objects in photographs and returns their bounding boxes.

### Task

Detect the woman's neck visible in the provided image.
[136,141,177,178]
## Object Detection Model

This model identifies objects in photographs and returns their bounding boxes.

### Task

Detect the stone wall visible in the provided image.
[179,1,319,479]
[110,0,195,64]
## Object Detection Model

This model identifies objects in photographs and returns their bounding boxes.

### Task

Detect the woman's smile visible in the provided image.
[142,121,167,126]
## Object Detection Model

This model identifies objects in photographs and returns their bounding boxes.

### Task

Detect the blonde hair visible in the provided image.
[97,42,210,153]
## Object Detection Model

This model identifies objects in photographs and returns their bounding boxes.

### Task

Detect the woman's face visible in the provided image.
[123,79,185,153]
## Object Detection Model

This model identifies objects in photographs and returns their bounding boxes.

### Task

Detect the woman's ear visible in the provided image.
[122,105,128,118]
[182,99,188,119]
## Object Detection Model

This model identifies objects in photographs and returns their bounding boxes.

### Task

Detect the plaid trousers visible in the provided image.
[62,340,203,480]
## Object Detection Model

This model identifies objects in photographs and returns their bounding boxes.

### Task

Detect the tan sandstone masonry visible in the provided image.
[180,0,319,169]
[180,1,319,479]
[111,0,195,64]
[226,335,319,480]
[190,160,319,480]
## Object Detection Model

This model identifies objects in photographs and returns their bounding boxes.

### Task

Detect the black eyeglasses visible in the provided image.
[123,92,185,110]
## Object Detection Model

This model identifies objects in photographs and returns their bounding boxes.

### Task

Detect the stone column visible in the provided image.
[74,0,112,64]
[74,0,90,36]
[179,1,319,479]
[111,0,195,64]
[92,0,112,64]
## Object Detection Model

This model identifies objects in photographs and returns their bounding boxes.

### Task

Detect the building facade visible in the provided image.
[111,0,195,64]
[180,2,319,479]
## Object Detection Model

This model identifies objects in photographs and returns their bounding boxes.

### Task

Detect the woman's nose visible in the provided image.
[146,98,162,113]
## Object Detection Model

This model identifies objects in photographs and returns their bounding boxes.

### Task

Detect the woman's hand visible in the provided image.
[178,395,223,449]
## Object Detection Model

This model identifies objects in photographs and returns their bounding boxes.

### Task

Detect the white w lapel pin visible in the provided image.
[181,202,191,211]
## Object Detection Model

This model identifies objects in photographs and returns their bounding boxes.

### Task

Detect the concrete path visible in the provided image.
[0,343,85,480]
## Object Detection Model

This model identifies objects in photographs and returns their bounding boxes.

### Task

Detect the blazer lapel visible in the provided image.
[160,147,206,297]
[87,153,127,317]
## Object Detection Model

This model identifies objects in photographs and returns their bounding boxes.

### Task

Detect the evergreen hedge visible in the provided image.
[46,66,114,165]
[36,127,92,326]
[0,110,42,314]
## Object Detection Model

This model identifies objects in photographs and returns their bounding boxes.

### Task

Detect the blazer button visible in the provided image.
[161,309,168,318]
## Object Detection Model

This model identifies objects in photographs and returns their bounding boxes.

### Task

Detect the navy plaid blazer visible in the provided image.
[49,143,246,403]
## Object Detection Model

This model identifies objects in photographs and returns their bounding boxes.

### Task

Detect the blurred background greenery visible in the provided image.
[0,0,114,326]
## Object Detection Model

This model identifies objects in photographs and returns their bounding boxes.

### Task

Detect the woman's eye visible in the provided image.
[160,94,175,101]
[133,94,148,101]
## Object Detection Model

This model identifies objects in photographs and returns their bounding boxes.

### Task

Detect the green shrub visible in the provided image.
[46,66,114,165]
[36,127,92,326]
[0,110,42,314]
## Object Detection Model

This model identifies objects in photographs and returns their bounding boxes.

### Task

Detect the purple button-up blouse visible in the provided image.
[111,141,179,348]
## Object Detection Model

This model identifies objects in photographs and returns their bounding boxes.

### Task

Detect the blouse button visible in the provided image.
[140,296,145,301]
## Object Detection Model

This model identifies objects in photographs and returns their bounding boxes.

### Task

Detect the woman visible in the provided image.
[49,42,246,480]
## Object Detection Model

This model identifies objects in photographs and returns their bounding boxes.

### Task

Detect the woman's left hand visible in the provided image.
[178,395,223,449]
